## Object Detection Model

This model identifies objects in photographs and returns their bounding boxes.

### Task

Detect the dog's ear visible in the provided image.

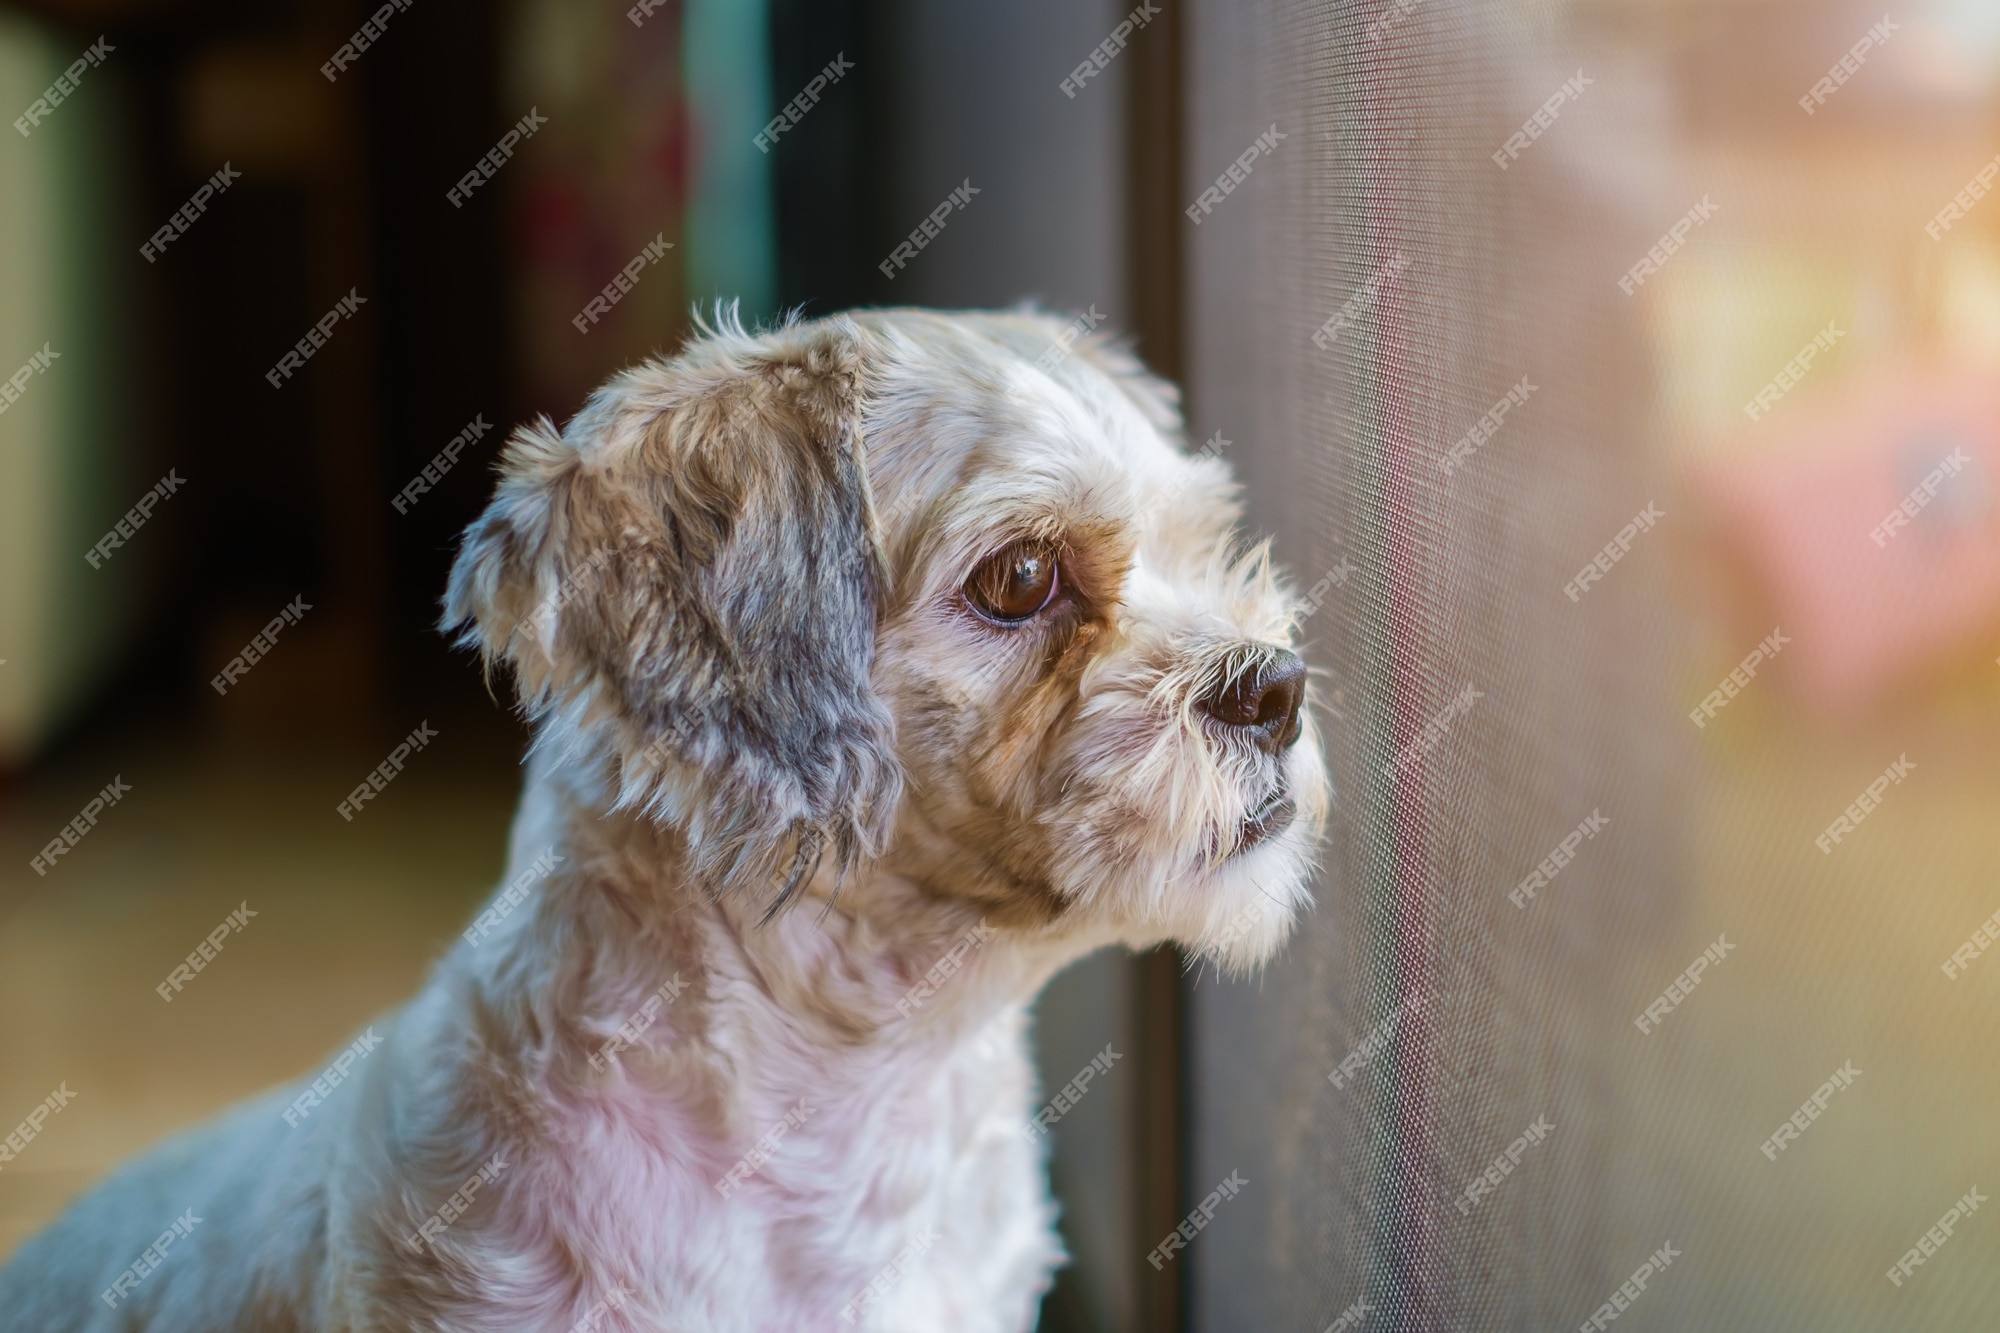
[443,316,899,910]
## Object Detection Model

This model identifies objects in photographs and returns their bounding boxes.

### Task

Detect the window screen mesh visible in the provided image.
[1185,1,2000,1329]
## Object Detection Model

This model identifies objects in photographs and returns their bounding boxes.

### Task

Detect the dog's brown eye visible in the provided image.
[964,542,1060,623]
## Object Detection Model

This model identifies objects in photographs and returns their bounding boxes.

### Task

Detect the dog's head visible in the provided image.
[446,307,1327,969]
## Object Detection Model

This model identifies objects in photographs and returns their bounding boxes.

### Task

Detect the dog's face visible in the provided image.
[446,309,1326,970]
[854,310,1327,967]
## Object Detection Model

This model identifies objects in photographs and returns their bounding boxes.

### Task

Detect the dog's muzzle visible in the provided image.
[1237,788,1297,852]
[1197,648,1305,756]
[1199,647,1306,853]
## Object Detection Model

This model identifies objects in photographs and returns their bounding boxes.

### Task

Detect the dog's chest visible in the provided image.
[546,1017,1059,1332]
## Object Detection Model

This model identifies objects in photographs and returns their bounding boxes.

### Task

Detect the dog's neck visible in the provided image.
[470,746,1110,1115]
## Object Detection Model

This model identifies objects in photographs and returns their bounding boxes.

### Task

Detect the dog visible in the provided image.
[0,307,1328,1331]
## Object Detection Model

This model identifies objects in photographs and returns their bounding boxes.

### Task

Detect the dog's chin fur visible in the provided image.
[0,307,1327,1332]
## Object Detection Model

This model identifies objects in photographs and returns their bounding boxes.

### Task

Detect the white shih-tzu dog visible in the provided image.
[0,308,1327,1331]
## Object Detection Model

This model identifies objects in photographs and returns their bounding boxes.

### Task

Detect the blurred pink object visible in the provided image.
[1700,367,2000,712]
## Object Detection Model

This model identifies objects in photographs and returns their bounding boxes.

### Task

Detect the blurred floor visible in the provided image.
[0,711,522,1260]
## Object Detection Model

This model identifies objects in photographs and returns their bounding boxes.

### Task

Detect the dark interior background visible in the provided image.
[0,1,1162,1328]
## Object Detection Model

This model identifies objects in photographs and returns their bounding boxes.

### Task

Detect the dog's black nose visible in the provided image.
[1197,649,1306,755]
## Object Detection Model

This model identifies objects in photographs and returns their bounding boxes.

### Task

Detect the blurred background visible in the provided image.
[0,0,1998,1330]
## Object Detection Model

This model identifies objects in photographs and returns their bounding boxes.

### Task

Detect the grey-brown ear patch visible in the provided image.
[445,318,901,912]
